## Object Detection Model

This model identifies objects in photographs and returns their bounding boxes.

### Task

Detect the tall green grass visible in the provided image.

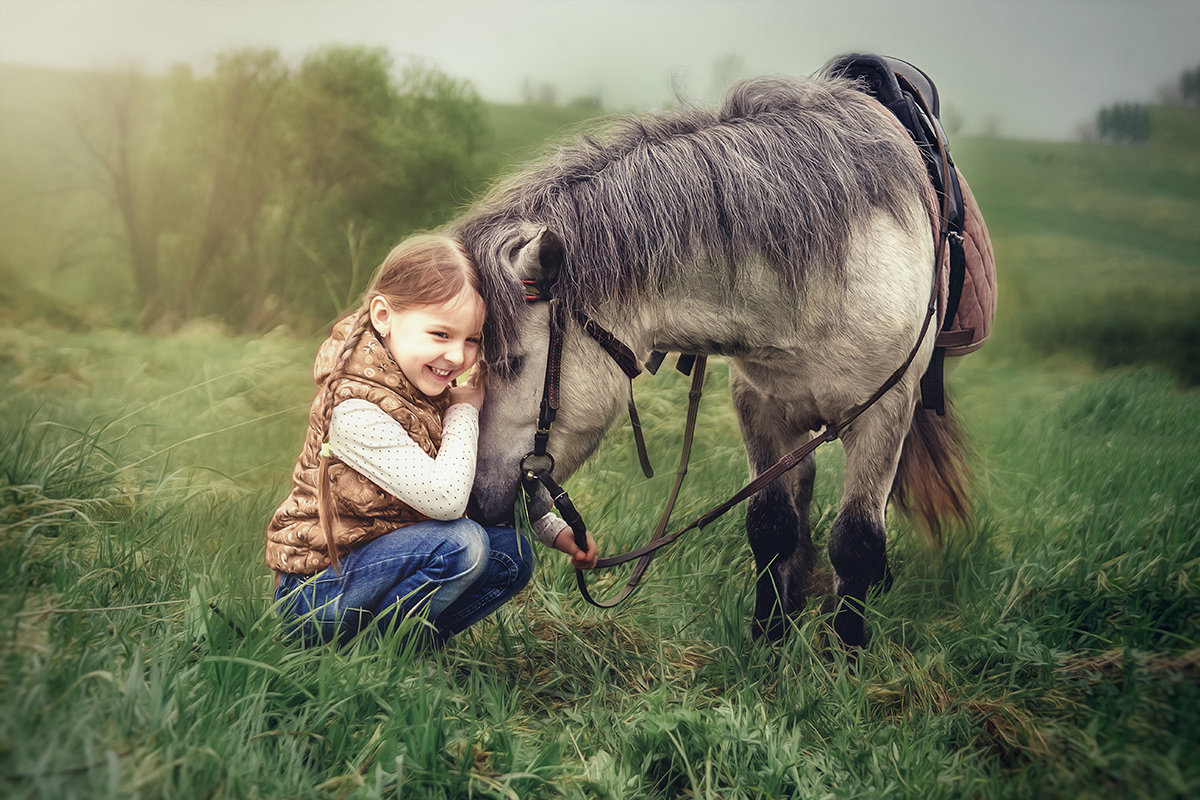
[2,320,1196,798]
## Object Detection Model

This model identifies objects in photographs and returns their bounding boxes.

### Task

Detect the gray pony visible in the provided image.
[451,75,970,649]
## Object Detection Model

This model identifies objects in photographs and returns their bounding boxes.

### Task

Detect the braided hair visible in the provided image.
[316,235,480,572]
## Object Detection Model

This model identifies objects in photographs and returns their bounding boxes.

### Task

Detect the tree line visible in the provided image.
[76,47,494,333]
[1092,62,1200,144]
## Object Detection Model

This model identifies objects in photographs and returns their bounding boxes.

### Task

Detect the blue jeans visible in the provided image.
[274,518,534,646]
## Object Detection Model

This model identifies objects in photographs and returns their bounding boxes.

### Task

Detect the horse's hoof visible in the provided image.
[832,599,869,650]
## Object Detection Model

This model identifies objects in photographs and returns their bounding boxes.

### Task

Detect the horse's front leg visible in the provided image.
[732,372,817,641]
[828,389,912,649]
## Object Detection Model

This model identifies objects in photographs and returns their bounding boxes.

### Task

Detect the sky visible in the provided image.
[1,0,1197,140]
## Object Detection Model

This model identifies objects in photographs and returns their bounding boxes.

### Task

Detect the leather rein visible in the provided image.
[517,93,953,610]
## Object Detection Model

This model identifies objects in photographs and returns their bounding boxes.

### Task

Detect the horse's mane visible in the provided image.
[449,75,929,369]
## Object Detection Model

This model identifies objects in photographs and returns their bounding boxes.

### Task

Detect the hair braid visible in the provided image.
[316,307,373,574]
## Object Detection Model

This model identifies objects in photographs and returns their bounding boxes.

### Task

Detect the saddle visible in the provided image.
[820,54,997,414]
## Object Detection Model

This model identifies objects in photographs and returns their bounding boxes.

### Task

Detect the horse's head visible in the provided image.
[470,227,636,525]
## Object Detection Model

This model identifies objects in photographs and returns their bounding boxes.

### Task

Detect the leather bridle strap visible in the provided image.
[576,355,708,608]
[567,305,654,479]
[519,292,652,557]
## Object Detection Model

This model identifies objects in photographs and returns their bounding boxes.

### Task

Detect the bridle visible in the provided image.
[516,283,646,572]
[515,92,954,610]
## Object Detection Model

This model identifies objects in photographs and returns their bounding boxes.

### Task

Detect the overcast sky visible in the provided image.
[1,0,1197,140]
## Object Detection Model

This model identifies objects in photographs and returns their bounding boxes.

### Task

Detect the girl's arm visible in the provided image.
[330,396,597,566]
[328,398,478,519]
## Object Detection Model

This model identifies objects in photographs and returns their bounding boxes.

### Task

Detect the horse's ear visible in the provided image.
[513,228,564,286]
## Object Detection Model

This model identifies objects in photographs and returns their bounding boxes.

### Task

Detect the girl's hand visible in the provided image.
[551,526,599,570]
[449,363,486,409]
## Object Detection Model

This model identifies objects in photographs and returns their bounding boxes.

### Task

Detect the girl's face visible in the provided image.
[370,285,485,397]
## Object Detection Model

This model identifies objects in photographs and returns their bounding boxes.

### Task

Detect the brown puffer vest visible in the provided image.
[266,314,452,575]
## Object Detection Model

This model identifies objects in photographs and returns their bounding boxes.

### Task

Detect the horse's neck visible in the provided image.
[632,266,809,360]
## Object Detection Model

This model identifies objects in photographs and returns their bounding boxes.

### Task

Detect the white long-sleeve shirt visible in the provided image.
[327,398,568,546]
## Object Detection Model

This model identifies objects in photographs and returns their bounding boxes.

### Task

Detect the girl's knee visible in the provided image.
[444,517,490,581]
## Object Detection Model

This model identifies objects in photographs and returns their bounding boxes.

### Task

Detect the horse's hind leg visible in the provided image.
[731,373,817,641]
[828,389,913,649]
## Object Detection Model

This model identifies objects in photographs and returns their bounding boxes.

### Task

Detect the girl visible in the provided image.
[266,234,597,646]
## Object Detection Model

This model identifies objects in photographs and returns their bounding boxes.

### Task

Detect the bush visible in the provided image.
[1096,103,1151,144]
[1026,286,1200,385]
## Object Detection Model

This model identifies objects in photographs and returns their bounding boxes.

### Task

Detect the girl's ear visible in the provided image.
[368,296,391,338]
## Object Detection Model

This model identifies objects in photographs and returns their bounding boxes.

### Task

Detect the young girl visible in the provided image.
[266,234,597,646]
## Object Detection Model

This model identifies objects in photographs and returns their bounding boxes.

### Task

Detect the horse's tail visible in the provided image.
[890,398,972,545]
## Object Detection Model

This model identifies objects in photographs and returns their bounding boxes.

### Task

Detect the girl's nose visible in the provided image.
[444,340,465,365]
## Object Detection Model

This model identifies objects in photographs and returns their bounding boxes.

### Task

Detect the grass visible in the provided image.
[2,97,1199,798]
[1,322,1196,798]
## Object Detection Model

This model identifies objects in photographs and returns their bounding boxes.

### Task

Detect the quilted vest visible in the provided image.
[265,314,452,575]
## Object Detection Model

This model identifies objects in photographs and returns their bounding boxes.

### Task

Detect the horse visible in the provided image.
[451,74,971,648]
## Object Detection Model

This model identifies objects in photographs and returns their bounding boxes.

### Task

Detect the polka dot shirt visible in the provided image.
[328,399,568,545]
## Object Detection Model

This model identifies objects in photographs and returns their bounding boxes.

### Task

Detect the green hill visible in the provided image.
[951,108,1200,382]
[2,62,1198,380]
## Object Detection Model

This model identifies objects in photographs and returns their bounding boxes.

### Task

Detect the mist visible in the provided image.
[2,0,1198,140]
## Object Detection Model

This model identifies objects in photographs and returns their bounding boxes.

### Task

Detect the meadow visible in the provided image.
[2,102,1199,796]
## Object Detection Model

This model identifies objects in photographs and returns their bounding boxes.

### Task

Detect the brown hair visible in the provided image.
[315,235,479,572]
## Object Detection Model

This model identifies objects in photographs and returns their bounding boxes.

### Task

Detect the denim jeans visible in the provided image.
[274,518,534,646]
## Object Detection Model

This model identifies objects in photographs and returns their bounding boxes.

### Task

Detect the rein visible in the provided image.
[518,90,953,609]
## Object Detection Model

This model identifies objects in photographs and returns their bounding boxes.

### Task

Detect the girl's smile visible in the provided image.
[369,285,486,397]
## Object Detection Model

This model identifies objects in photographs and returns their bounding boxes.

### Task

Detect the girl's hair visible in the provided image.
[316,234,479,572]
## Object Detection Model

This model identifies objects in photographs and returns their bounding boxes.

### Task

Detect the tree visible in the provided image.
[520,78,558,106]
[173,50,290,322]
[1096,103,1150,144]
[281,48,491,321]
[391,63,489,228]
[76,47,492,331]
[76,68,180,328]
[1181,64,1200,105]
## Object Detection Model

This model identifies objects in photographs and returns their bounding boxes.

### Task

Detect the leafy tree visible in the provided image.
[171,50,291,324]
[1181,64,1200,105]
[1096,103,1150,144]
[391,63,489,229]
[280,48,490,322]
[76,46,492,331]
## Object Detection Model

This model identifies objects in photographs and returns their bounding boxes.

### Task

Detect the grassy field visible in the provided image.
[2,120,1199,795]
